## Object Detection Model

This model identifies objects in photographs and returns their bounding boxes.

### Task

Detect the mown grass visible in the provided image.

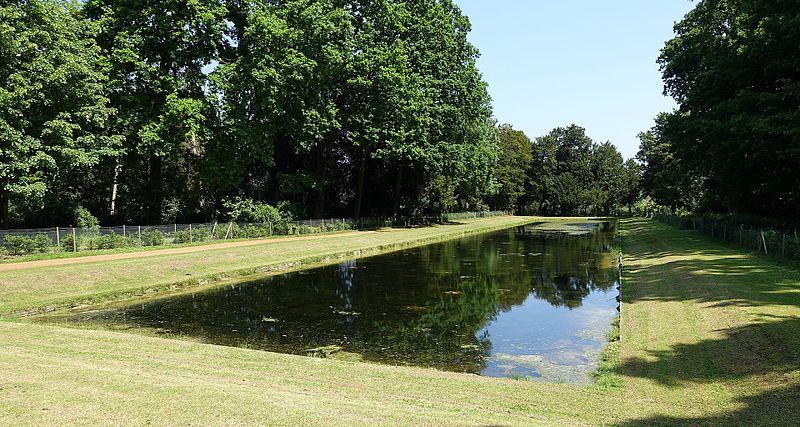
[0,217,797,425]
[0,216,536,317]
[0,230,357,264]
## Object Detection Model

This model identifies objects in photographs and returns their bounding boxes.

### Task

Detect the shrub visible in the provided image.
[173,226,211,244]
[296,225,319,235]
[61,234,77,252]
[91,232,137,250]
[140,229,165,246]
[3,234,52,255]
[74,206,99,229]
[222,197,293,230]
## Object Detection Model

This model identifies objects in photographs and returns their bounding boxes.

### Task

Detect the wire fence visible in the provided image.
[0,210,512,257]
[652,214,800,261]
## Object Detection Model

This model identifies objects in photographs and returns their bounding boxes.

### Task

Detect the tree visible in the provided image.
[620,159,642,214]
[523,125,629,216]
[0,0,115,228]
[488,124,533,211]
[636,114,703,213]
[83,0,226,223]
[657,0,800,217]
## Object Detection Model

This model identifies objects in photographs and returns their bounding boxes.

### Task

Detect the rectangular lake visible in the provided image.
[50,221,619,384]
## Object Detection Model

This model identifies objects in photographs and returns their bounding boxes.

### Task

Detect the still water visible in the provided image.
[57,221,619,383]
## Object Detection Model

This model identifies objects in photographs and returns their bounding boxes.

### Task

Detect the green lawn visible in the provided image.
[0,217,797,425]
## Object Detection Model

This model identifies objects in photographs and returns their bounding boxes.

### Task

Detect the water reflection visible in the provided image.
[54,221,618,383]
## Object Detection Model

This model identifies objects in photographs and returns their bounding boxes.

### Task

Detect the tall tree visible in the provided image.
[488,124,533,211]
[658,0,800,217]
[83,0,226,223]
[0,0,114,228]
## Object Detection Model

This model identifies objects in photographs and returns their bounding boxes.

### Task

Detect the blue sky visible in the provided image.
[455,1,696,160]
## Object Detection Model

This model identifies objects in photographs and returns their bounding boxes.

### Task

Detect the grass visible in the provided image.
[0,230,358,264]
[0,216,535,317]
[0,217,798,425]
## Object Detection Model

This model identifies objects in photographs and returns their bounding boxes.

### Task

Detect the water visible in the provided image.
[51,221,619,383]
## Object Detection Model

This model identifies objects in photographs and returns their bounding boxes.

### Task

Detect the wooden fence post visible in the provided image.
[72,227,77,252]
[189,223,193,243]
[211,222,217,240]
[138,226,141,244]
[55,227,60,247]
[123,224,126,237]
[761,231,768,255]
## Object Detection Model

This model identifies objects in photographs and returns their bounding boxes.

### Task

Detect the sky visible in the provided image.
[454,1,697,160]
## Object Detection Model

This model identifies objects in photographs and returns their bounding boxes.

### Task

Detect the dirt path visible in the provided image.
[0,231,370,272]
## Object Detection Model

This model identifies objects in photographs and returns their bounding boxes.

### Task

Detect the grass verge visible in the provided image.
[0,216,535,317]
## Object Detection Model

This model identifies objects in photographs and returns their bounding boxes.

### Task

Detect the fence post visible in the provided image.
[55,226,60,247]
[211,222,217,240]
[189,223,193,243]
[269,221,273,236]
[224,222,232,240]
[761,230,768,255]
[174,224,177,234]
[138,226,142,244]
[72,228,77,252]
[123,224,126,237]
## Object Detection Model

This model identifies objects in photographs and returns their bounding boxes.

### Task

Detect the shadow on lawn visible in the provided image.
[614,383,800,427]
[616,218,800,425]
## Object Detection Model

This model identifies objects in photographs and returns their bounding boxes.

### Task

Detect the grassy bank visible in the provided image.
[1,218,798,425]
[0,216,535,317]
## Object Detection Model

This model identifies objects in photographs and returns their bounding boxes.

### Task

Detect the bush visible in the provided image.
[296,225,319,235]
[172,226,211,244]
[222,197,293,230]
[3,234,52,256]
[74,206,99,229]
[91,233,137,250]
[140,229,164,246]
[61,234,77,252]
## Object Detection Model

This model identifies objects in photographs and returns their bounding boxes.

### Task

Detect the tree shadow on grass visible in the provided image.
[612,318,800,426]
[614,383,800,426]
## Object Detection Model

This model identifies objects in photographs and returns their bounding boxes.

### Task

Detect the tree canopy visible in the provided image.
[639,0,800,218]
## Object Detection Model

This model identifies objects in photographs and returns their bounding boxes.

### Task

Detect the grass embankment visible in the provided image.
[0,217,798,425]
[0,216,535,317]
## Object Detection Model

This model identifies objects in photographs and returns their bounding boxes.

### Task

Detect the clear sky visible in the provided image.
[454,1,696,160]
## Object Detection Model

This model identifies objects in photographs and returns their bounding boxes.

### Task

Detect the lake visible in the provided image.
[52,221,619,384]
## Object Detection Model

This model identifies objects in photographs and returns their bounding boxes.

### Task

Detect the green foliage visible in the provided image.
[645,0,800,217]
[139,229,164,247]
[223,198,290,224]
[89,233,136,250]
[488,124,533,210]
[0,0,116,227]
[74,206,100,229]
[523,125,632,216]
[3,234,52,256]
[172,227,211,244]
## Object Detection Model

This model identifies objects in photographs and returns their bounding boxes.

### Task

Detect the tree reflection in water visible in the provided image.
[59,221,618,379]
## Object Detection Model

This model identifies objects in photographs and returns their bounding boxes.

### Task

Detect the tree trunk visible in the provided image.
[148,154,163,224]
[312,142,326,219]
[354,149,366,219]
[393,165,403,217]
[0,185,8,229]
[110,159,121,217]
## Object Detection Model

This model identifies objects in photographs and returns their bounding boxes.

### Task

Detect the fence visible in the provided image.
[0,210,512,257]
[653,214,800,261]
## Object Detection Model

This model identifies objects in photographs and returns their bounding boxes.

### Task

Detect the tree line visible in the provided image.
[637,0,800,221]
[1,0,639,229]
